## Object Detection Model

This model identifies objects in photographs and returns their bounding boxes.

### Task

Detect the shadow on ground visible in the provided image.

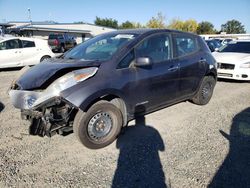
[209,107,250,188]
[112,116,167,188]
[217,78,250,83]
[0,67,23,72]
[0,102,4,112]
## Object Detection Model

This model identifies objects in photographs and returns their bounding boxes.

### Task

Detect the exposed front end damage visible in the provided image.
[9,66,99,137]
[11,90,77,137]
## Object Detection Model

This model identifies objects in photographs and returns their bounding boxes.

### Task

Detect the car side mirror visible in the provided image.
[134,57,152,68]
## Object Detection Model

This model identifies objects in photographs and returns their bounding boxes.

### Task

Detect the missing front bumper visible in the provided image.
[19,97,77,137]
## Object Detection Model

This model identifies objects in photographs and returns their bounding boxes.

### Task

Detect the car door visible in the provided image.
[117,33,179,114]
[173,34,206,98]
[20,40,40,66]
[0,39,23,68]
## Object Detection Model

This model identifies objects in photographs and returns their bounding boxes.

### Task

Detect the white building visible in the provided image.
[6,21,115,44]
[200,33,250,40]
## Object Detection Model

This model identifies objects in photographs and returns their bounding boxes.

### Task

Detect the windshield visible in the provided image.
[63,33,137,61]
[207,40,221,48]
[218,42,250,53]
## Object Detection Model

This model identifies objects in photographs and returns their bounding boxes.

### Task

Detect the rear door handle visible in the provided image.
[168,66,179,72]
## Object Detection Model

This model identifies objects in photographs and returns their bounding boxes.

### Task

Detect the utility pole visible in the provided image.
[28,8,31,23]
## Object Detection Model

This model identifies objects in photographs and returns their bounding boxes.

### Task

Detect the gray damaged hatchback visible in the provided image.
[9,29,217,149]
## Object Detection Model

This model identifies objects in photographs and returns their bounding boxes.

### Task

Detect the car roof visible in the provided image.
[106,28,197,37]
[0,36,45,42]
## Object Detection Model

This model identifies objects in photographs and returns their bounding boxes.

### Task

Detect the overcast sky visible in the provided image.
[0,0,249,32]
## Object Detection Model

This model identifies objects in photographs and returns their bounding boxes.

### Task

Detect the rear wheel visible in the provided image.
[73,101,123,149]
[192,76,216,105]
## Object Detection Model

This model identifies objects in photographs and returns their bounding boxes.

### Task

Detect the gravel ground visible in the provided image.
[0,69,250,188]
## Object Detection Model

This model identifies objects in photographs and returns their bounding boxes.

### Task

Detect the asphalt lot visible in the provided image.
[0,69,250,187]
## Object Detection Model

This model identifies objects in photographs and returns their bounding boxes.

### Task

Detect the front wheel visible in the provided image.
[40,55,51,62]
[73,101,123,149]
[192,76,216,105]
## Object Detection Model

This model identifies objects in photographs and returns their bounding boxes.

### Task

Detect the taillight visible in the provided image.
[53,39,59,46]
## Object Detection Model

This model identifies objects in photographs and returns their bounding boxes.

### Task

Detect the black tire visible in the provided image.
[73,101,123,149]
[192,76,216,105]
[40,55,51,62]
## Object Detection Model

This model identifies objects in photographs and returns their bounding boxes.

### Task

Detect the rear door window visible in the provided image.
[174,34,199,57]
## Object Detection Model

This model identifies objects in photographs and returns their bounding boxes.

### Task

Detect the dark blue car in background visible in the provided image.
[9,29,217,149]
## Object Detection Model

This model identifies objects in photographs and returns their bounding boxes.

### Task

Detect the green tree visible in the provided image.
[168,19,198,33]
[146,12,166,28]
[132,22,144,28]
[221,19,246,34]
[196,21,215,34]
[182,19,198,33]
[120,21,135,29]
[94,17,118,29]
[167,19,184,31]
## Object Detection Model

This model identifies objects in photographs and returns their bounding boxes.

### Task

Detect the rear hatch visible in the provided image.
[48,34,62,47]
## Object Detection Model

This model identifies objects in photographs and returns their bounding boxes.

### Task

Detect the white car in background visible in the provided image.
[0,37,55,68]
[213,40,250,81]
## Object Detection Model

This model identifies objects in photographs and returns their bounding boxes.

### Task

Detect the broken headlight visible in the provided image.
[9,67,98,109]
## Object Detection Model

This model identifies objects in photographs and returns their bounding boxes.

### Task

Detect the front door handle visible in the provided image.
[168,66,179,72]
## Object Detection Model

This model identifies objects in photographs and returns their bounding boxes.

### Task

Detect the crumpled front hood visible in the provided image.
[15,58,101,90]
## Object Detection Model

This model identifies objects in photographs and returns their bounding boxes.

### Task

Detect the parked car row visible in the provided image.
[0,33,77,68]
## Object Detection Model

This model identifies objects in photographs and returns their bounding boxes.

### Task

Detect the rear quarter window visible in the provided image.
[174,34,199,57]
[22,40,35,48]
